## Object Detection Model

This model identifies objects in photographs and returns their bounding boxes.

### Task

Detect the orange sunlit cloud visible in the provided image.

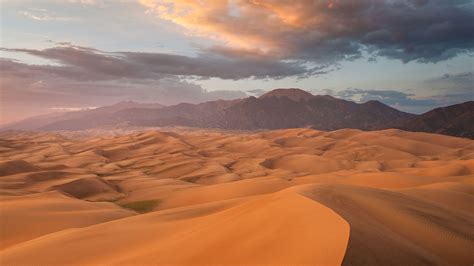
[138,0,335,55]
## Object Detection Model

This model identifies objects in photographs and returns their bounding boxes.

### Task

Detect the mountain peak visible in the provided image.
[363,100,386,106]
[259,88,314,102]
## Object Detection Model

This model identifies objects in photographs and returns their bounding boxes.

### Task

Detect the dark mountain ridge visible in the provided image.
[400,101,474,139]
[2,89,472,138]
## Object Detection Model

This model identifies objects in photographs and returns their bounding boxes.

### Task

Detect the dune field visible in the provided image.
[0,128,473,265]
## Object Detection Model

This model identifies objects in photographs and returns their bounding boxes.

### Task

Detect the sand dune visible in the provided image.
[301,184,474,265]
[0,160,40,177]
[0,128,473,265]
[0,191,134,250]
[0,191,349,265]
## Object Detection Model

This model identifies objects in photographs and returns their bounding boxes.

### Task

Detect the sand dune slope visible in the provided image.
[0,128,473,265]
[0,191,134,250]
[301,184,474,265]
[0,190,349,265]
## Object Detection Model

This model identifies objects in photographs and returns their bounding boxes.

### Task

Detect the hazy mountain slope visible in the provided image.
[1,111,87,131]
[20,101,165,131]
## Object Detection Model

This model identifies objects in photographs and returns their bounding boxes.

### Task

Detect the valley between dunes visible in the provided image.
[0,128,473,265]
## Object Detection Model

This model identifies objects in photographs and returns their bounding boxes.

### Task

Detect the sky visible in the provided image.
[1,0,473,124]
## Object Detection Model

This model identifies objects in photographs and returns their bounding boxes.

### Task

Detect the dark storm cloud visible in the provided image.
[143,0,474,64]
[354,0,474,63]
[289,0,474,63]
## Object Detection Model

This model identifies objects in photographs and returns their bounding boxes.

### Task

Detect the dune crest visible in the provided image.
[0,128,473,265]
[0,190,350,265]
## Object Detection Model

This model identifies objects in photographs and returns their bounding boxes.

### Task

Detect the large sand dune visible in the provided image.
[0,128,473,265]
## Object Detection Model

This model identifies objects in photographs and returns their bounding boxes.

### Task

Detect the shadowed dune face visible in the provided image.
[0,128,473,265]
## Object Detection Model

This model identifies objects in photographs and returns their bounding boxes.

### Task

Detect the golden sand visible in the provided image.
[0,128,473,265]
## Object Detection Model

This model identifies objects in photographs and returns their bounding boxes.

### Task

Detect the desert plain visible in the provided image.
[0,128,473,265]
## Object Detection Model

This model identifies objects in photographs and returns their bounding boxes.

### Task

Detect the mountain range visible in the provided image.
[2,88,473,138]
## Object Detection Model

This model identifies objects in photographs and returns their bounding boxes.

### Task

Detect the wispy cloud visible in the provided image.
[50,106,97,111]
[68,0,100,5]
[327,88,473,114]
[18,8,76,21]
[428,71,473,84]
[246,89,267,97]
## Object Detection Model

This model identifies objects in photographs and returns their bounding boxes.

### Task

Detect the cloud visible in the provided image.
[50,106,97,111]
[438,72,474,81]
[329,88,474,114]
[140,0,474,64]
[427,71,474,87]
[335,88,435,107]
[1,44,312,80]
[0,45,252,124]
[423,71,474,97]
[68,0,101,5]
[0,72,247,124]
[246,89,267,97]
[18,8,76,21]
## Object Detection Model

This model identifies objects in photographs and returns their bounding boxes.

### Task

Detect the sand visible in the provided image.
[0,128,473,265]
